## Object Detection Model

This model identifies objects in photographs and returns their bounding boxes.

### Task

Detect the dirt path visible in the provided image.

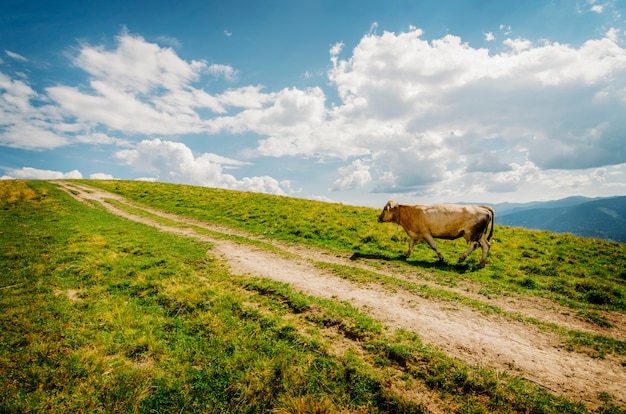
[56,182,626,409]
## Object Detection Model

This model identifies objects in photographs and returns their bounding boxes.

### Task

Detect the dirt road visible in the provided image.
[57,181,626,409]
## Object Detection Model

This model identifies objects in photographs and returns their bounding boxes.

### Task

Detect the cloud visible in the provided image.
[466,152,512,173]
[0,71,76,149]
[5,167,83,179]
[156,35,182,49]
[318,27,626,194]
[5,50,28,61]
[499,24,512,35]
[591,3,604,13]
[44,32,244,136]
[90,173,115,179]
[207,63,238,81]
[330,159,372,191]
[114,138,291,195]
[74,33,206,93]
[2,26,626,203]
[75,132,133,147]
[369,22,379,35]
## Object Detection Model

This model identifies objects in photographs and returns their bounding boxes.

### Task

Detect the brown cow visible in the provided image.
[378,200,495,268]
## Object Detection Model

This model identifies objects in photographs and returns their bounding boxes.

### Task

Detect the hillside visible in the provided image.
[497,196,626,242]
[2,180,625,413]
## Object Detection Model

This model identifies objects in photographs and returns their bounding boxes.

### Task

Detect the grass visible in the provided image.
[90,181,626,358]
[81,180,626,357]
[85,179,626,313]
[1,179,624,413]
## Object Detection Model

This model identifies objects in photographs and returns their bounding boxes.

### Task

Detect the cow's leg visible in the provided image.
[477,238,491,268]
[406,238,416,257]
[458,241,479,263]
[423,234,445,262]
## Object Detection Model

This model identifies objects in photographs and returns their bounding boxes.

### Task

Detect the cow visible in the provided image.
[378,200,495,268]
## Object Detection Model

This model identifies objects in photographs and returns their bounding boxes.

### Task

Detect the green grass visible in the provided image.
[1,180,624,413]
[82,180,626,358]
[93,181,626,358]
[85,179,626,313]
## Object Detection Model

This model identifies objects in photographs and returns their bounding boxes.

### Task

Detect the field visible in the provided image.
[1,179,625,413]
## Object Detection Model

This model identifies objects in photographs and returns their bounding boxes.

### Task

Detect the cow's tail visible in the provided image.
[481,205,495,242]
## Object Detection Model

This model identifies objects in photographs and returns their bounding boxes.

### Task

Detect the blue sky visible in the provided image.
[2,0,626,206]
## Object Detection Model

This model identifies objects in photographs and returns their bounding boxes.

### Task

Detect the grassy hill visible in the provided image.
[1,179,625,413]
[83,180,625,311]
[498,196,626,242]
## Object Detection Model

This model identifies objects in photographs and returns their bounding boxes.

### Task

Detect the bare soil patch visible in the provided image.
[57,181,626,409]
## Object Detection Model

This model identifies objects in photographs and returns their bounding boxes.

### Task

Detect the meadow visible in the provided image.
[88,180,626,315]
[1,179,624,413]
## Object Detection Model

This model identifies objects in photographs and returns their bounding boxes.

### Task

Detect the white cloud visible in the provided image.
[319,27,626,192]
[74,33,206,94]
[0,123,69,149]
[216,85,273,110]
[369,22,379,35]
[2,26,626,204]
[0,72,39,112]
[90,173,115,179]
[591,167,607,182]
[222,87,328,156]
[606,27,620,42]
[40,32,268,138]
[114,138,291,195]
[6,167,83,180]
[75,132,133,147]
[330,159,372,191]
[156,35,182,49]
[208,63,238,81]
[5,50,28,61]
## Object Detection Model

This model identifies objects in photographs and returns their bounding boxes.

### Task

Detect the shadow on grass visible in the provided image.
[350,251,474,273]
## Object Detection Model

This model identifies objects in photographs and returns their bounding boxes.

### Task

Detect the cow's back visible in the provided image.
[421,204,488,239]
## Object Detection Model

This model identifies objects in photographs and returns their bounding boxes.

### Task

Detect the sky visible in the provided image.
[1,0,626,207]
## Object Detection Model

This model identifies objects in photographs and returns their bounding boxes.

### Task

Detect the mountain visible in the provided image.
[496,196,626,243]
[493,196,597,215]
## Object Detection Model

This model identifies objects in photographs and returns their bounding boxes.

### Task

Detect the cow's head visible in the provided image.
[378,200,398,223]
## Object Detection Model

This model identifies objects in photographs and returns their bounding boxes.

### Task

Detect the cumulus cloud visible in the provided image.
[317,27,626,197]
[90,173,115,179]
[114,138,291,195]
[0,72,71,149]
[2,26,626,203]
[44,32,244,135]
[6,167,83,179]
[330,159,372,191]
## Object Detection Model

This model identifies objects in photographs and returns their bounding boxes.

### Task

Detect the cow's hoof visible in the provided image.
[477,262,486,269]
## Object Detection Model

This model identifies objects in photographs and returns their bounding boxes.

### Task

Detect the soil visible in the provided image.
[57,182,626,410]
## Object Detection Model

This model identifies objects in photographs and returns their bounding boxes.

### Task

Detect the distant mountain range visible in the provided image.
[493,196,626,243]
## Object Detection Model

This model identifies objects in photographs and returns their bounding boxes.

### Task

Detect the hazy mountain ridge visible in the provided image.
[495,196,626,242]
